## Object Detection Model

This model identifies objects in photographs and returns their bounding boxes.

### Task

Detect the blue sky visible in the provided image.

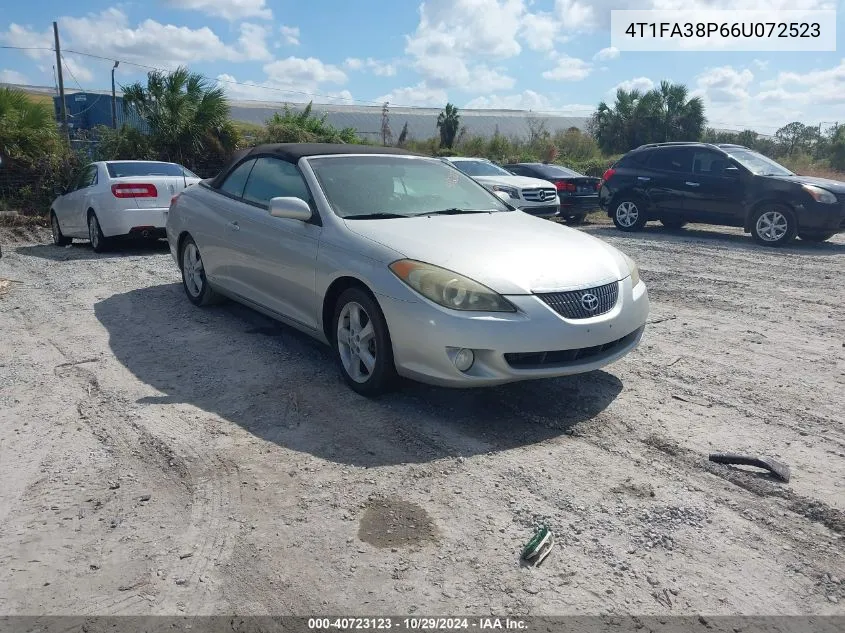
[1,0,844,134]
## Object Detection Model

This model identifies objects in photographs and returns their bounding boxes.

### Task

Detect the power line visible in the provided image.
[0,43,827,133]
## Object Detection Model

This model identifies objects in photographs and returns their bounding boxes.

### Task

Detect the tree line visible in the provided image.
[2,68,844,215]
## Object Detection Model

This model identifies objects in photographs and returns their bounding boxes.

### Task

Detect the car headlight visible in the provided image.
[802,184,837,204]
[389,259,516,312]
[623,254,640,286]
[490,184,520,200]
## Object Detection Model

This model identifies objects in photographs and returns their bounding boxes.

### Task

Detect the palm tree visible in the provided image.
[0,87,57,160]
[436,103,460,149]
[590,82,705,153]
[121,66,232,164]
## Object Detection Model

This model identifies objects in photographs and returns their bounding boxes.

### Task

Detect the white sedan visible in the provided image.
[167,143,650,396]
[50,160,201,252]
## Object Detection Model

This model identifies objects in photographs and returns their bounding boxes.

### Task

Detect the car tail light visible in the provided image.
[170,193,181,207]
[601,168,616,183]
[111,183,158,198]
[555,180,577,192]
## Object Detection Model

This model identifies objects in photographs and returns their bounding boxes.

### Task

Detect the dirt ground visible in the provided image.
[0,222,843,617]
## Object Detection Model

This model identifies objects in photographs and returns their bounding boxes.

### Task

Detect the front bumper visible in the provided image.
[98,207,169,238]
[378,277,649,387]
[796,200,845,233]
[518,204,560,218]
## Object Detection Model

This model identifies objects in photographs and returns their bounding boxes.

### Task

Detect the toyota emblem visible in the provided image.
[581,292,599,312]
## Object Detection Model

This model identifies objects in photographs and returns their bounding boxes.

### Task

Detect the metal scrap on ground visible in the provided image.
[521,525,555,566]
[709,452,791,483]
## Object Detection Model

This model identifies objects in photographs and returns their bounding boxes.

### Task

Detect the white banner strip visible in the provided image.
[610,10,837,52]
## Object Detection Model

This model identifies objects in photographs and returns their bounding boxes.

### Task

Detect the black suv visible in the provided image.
[598,142,845,246]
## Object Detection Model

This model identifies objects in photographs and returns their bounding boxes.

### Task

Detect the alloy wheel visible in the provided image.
[336,301,377,384]
[182,242,205,298]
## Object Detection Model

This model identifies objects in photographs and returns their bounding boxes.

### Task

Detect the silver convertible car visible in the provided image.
[166,144,650,396]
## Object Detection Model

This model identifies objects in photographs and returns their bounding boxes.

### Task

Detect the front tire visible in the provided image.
[799,232,835,243]
[51,212,71,246]
[332,287,397,397]
[566,213,587,226]
[179,236,222,306]
[751,205,796,246]
[612,197,647,231]
[87,212,110,253]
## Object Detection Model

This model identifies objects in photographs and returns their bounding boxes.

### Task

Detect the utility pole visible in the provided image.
[111,61,119,129]
[53,21,69,143]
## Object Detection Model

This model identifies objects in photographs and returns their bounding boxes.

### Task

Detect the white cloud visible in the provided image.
[610,76,655,94]
[238,23,272,62]
[0,9,277,72]
[768,58,845,105]
[542,55,592,81]
[217,73,355,104]
[752,59,769,71]
[166,0,272,21]
[0,69,29,84]
[263,57,347,86]
[593,46,619,61]
[694,66,754,103]
[519,12,561,52]
[464,90,553,110]
[280,25,300,46]
[376,82,449,108]
[61,55,95,84]
[344,57,397,77]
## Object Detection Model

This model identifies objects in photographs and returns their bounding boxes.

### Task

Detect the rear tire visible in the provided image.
[612,196,647,232]
[750,205,796,246]
[87,211,110,253]
[179,235,222,306]
[798,232,835,243]
[51,211,71,246]
[332,287,397,397]
[660,218,687,230]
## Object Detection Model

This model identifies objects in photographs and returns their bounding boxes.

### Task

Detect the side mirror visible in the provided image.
[493,190,512,202]
[269,196,312,221]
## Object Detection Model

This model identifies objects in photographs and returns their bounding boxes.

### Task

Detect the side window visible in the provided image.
[75,166,97,190]
[242,157,312,207]
[647,149,693,173]
[219,159,256,198]
[86,165,98,187]
[618,150,652,168]
[692,151,729,175]
[507,166,529,176]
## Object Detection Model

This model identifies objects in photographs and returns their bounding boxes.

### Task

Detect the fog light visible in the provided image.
[453,348,475,372]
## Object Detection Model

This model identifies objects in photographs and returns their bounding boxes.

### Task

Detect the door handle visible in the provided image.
[685,181,700,187]
[637,176,651,181]
[228,221,240,231]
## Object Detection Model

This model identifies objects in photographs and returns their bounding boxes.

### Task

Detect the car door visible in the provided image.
[683,150,746,224]
[643,148,695,217]
[196,158,257,291]
[54,167,90,236]
[75,164,101,230]
[227,156,322,330]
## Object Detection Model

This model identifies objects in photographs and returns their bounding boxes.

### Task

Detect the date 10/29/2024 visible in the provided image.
[307,617,527,630]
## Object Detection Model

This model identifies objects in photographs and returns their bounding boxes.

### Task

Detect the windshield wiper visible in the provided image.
[414,208,491,217]
[344,212,409,220]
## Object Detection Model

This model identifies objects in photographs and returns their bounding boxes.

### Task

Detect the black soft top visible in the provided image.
[209,143,422,189]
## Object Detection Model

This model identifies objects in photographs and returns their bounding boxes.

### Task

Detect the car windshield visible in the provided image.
[308,155,512,219]
[182,167,199,178]
[534,164,582,178]
[106,161,185,178]
[449,160,512,177]
[725,149,794,176]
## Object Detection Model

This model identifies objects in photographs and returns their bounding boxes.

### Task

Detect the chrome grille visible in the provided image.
[537,281,619,319]
[521,187,557,202]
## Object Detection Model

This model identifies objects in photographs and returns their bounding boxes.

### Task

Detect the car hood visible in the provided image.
[343,211,632,295]
[769,174,845,194]
[471,175,555,189]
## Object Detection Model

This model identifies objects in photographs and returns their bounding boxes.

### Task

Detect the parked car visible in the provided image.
[50,160,202,252]
[503,162,601,225]
[440,156,560,218]
[166,143,650,396]
[599,142,845,245]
